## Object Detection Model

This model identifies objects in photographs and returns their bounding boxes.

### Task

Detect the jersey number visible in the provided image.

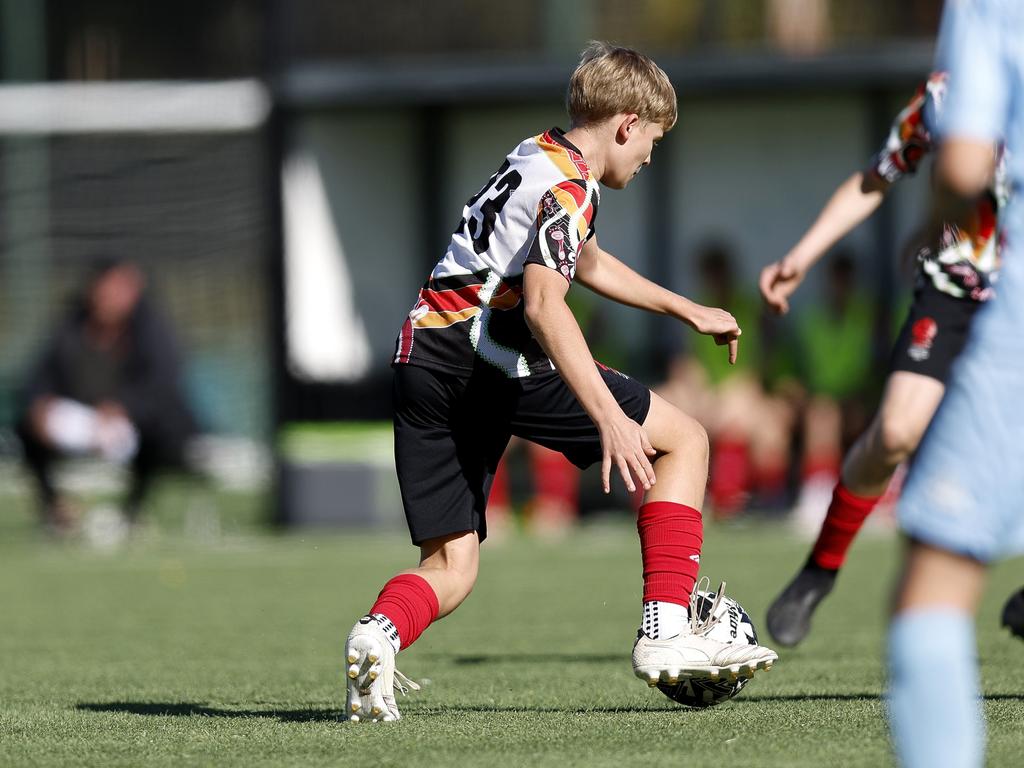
[455,159,522,254]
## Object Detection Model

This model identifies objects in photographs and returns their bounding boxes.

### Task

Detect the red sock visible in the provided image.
[811,483,881,570]
[369,574,440,650]
[637,501,703,607]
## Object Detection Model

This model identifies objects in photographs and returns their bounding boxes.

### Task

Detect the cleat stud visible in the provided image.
[367,654,378,664]
[347,653,358,664]
[347,665,359,679]
[351,702,361,713]
[349,714,360,723]
[371,706,382,716]
[368,670,378,681]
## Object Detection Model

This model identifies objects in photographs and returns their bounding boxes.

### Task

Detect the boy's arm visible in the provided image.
[760,169,889,315]
[926,139,997,241]
[574,237,742,363]
[523,262,656,495]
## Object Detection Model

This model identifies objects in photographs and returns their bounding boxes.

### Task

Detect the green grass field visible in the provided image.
[1,498,1022,767]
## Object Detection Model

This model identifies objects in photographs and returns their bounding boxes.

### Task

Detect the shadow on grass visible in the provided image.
[76,702,341,723]
[78,692,1024,722]
[422,652,622,666]
[738,693,1024,703]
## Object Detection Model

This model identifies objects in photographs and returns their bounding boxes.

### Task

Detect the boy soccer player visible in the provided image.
[888,2,1024,765]
[759,68,1011,647]
[343,42,778,722]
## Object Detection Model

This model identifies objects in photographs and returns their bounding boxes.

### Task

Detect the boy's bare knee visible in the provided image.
[681,415,709,461]
[661,411,709,465]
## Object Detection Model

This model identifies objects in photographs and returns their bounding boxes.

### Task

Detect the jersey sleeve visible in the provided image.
[870,81,935,183]
[524,180,597,283]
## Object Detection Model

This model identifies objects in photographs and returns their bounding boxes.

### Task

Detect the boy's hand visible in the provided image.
[688,305,742,365]
[759,256,805,315]
[597,410,657,494]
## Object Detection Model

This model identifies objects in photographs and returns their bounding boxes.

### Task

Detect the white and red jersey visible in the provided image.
[394,128,600,378]
[871,71,1009,302]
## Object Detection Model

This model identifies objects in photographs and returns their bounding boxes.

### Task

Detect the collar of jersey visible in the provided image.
[546,127,592,181]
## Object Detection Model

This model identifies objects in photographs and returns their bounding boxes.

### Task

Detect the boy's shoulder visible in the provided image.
[510,128,593,187]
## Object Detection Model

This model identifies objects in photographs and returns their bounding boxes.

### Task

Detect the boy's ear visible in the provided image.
[615,113,641,145]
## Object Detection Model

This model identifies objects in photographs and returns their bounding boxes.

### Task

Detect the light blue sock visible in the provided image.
[888,609,984,768]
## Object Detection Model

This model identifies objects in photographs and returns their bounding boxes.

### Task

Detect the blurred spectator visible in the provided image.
[766,0,832,55]
[659,241,796,518]
[16,257,197,534]
[791,251,876,527]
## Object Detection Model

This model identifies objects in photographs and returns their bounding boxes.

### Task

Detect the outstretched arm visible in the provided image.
[573,236,742,363]
[759,169,889,315]
[523,262,656,495]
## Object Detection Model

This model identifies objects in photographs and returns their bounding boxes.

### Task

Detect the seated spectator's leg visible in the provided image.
[16,417,60,517]
[706,374,759,518]
[750,394,797,507]
[791,395,842,534]
[525,442,579,536]
[124,425,188,521]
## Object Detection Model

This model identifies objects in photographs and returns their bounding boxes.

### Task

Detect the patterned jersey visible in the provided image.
[394,128,599,378]
[871,71,1010,302]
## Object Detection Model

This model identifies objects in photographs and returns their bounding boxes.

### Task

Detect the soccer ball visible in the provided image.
[656,590,760,708]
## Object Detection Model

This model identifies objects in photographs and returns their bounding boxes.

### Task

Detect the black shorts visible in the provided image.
[889,285,983,381]
[392,361,652,545]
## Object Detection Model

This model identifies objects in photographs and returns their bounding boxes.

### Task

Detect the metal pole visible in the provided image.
[1,0,49,426]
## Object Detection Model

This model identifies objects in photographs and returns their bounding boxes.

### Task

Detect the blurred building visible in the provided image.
[0,0,943,522]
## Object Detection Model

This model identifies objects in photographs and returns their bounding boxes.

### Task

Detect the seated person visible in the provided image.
[16,257,197,532]
[660,241,795,517]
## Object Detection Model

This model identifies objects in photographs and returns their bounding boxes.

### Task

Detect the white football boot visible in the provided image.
[632,581,778,686]
[345,617,420,722]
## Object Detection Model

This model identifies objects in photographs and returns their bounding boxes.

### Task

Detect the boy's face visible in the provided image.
[603,117,664,190]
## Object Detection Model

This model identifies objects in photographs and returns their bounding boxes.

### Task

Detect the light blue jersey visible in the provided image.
[939,0,1024,262]
[890,7,1024,768]
[898,0,1024,563]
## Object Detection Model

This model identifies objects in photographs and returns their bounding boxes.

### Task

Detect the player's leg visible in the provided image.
[396,529,480,620]
[631,391,778,683]
[345,365,507,722]
[345,530,479,722]
[511,369,777,685]
[838,371,945,497]
[767,372,944,646]
[888,541,987,768]
[768,287,976,647]
[1000,587,1024,640]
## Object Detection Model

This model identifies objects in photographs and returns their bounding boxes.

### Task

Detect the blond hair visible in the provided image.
[566,42,677,130]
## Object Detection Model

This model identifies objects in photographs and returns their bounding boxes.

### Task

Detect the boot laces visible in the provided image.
[393,667,421,696]
[688,577,728,637]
